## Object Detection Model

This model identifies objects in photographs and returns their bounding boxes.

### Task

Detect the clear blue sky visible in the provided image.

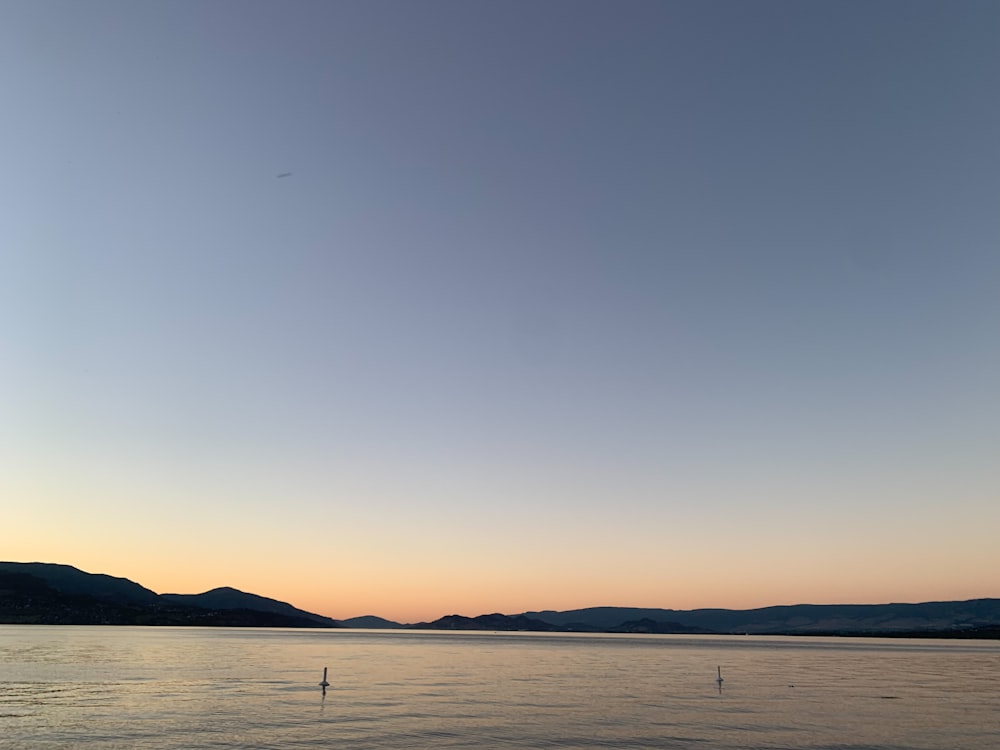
[3,1,998,621]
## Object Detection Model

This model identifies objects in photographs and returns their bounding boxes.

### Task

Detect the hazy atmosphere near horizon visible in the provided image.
[3,1,998,623]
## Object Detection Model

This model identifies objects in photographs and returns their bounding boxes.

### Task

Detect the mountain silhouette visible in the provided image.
[522,600,1000,636]
[162,587,336,626]
[0,562,337,628]
[2,561,998,637]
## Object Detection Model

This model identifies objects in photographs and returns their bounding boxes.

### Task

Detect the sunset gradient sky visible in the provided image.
[3,1,998,623]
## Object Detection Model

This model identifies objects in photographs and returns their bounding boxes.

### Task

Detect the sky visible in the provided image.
[2,1,998,624]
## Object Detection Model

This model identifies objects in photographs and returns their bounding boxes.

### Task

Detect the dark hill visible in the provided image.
[0,571,331,627]
[161,587,336,626]
[340,615,404,629]
[0,562,159,604]
[524,599,1000,635]
[0,562,337,628]
[411,613,557,631]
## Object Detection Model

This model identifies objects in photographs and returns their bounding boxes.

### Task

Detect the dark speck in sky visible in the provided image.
[276,172,292,178]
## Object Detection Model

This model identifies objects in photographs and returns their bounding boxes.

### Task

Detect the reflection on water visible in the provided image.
[1,626,998,749]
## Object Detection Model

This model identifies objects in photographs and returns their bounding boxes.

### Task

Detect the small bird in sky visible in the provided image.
[277,172,292,178]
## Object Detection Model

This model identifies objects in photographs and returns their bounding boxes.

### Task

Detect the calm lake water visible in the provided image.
[1,626,998,749]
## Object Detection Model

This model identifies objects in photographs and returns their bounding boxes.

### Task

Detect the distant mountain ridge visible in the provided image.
[2,561,997,637]
[0,562,337,628]
[521,599,1000,636]
[162,587,336,627]
[403,601,999,637]
[0,562,160,604]
[339,615,404,629]
[409,613,559,631]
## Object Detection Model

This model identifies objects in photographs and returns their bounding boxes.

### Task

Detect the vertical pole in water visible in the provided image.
[320,667,330,691]
[716,666,724,693]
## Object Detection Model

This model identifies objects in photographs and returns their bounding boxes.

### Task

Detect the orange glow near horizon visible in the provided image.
[5,529,997,625]
[5,469,998,625]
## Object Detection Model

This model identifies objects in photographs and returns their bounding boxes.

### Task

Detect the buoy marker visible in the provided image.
[320,667,330,689]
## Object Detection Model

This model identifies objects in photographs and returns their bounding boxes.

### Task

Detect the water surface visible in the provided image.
[1,626,998,749]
